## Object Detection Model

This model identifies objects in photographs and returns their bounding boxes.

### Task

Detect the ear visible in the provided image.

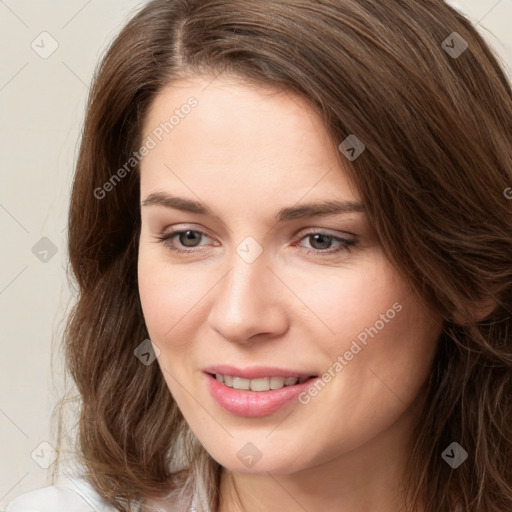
[452,295,498,325]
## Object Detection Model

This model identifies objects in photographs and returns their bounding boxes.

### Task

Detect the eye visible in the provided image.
[153,228,357,256]
[153,229,214,254]
[295,231,356,256]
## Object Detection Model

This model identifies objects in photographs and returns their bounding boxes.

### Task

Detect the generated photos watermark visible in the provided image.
[298,301,403,404]
[94,96,198,200]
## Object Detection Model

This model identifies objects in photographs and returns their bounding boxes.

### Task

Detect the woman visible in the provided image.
[6,0,512,511]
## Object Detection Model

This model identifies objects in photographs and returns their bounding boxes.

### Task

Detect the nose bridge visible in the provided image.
[222,232,270,301]
[221,245,271,317]
[208,240,288,342]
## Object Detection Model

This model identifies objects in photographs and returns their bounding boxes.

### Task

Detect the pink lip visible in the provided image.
[202,364,317,380]
[203,372,320,417]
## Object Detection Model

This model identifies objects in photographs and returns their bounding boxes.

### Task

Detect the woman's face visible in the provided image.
[137,74,443,475]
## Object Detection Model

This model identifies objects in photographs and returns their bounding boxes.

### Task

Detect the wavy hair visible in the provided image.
[51,1,512,511]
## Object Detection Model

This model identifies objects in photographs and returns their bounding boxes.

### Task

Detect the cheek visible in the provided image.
[303,270,441,457]
[321,275,441,427]
[287,253,409,349]
[138,245,177,341]
[302,252,441,399]
[137,247,212,349]
[372,297,441,391]
[138,253,167,337]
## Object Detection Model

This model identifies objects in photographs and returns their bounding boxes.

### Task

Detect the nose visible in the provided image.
[207,249,289,344]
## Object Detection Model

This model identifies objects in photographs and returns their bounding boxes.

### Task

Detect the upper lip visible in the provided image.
[202,364,317,379]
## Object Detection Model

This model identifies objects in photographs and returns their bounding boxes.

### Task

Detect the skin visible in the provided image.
[137,74,443,512]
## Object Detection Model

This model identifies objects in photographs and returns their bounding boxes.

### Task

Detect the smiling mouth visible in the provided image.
[206,372,317,392]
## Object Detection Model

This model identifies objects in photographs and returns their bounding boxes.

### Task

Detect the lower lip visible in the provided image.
[203,372,319,417]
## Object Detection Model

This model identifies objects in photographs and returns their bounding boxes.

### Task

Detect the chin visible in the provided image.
[210,447,310,476]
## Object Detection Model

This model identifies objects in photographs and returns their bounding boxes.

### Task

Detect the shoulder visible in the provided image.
[5,475,118,512]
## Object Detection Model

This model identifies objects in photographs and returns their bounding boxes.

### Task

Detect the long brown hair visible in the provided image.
[51,1,512,510]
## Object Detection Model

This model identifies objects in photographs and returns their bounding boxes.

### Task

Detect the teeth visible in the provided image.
[233,377,250,390]
[214,374,310,391]
[270,376,285,389]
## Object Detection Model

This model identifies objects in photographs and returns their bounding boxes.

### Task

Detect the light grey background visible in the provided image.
[0,0,511,507]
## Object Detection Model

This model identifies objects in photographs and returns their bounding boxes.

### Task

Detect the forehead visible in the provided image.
[140,74,360,204]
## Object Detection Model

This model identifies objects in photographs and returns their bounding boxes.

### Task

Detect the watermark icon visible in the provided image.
[236,236,263,264]
[504,187,512,200]
[31,31,59,59]
[441,32,468,59]
[237,442,263,468]
[93,96,198,200]
[134,338,160,365]
[31,441,57,468]
[338,134,365,161]
[32,237,58,263]
[441,442,468,468]
[298,301,403,404]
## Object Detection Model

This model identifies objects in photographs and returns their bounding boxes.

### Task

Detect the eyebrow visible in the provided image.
[141,192,365,221]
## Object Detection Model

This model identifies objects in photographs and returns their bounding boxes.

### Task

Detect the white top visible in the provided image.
[5,475,117,512]
[4,473,125,512]
[5,473,205,512]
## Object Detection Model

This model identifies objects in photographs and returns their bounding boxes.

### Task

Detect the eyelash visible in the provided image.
[153,229,356,257]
